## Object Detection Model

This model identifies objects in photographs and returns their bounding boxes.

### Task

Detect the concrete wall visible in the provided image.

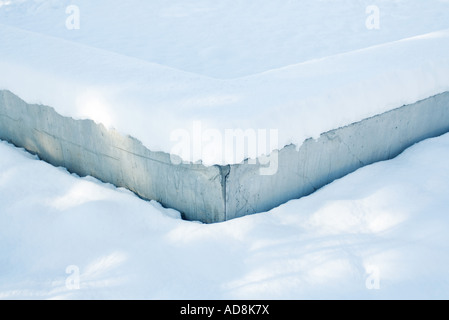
[0,90,226,223]
[226,92,449,220]
[1,89,448,223]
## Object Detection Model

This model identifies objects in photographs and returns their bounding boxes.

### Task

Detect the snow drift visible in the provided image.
[1,1,449,164]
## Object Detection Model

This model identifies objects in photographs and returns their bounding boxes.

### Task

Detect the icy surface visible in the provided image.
[1,1,449,165]
[1,133,449,299]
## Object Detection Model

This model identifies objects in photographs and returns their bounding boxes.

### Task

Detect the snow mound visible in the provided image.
[1,132,449,299]
[1,1,449,165]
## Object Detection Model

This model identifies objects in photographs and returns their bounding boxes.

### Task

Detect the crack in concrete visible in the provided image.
[218,165,230,221]
[34,128,120,162]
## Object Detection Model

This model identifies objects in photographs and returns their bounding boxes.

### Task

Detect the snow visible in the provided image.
[1,1,449,298]
[1,133,449,299]
[1,1,449,165]
[2,0,449,79]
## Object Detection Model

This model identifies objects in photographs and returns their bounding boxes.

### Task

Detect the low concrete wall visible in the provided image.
[0,90,226,223]
[226,92,449,220]
[1,89,448,223]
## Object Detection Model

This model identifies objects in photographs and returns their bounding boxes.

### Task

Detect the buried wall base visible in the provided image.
[1,89,449,223]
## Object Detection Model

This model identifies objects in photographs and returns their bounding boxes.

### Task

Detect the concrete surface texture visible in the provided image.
[226,92,449,220]
[1,89,448,223]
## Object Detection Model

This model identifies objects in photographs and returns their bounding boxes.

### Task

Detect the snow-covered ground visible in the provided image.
[2,0,449,79]
[1,0,449,300]
[1,133,449,300]
[1,1,449,164]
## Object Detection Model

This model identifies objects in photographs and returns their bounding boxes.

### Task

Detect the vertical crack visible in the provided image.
[217,165,230,221]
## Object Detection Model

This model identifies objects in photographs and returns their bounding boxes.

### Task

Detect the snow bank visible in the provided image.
[1,1,449,165]
[1,132,449,299]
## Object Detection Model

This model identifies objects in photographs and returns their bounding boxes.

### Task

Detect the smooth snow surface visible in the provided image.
[1,1,449,164]
[2,0,449,79]
[1,133,449,299]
